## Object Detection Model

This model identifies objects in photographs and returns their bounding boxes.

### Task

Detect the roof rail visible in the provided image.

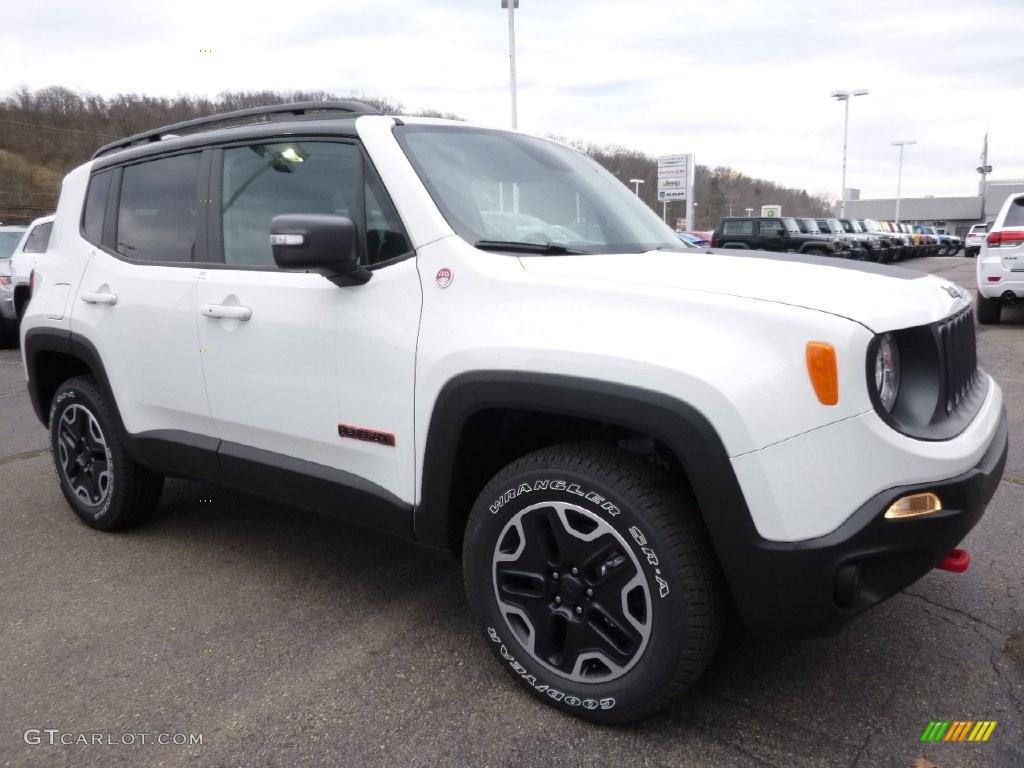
[91,100,381,159]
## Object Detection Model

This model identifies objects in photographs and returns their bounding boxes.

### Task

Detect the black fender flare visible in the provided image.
[23,328,156,468]
[415,370,756,560]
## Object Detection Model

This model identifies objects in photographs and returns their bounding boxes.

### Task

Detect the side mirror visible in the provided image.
[270,214,371,286]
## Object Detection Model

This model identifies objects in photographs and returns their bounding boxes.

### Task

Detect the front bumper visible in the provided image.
[721,408,1008,637]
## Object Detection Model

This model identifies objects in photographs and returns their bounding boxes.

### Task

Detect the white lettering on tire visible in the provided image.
[489,478,620,516]
[487,627,615,711]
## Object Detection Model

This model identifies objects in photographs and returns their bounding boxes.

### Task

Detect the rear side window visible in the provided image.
[23,221,53,253]
[116,154,202,262]
[1005,198,1024,228]
[82,170,112,245]
[722,220,753,235]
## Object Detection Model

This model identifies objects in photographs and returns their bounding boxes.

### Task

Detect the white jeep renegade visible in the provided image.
[20,102,1008,723]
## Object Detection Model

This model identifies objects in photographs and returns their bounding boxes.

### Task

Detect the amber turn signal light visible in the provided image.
[806,342,838,405]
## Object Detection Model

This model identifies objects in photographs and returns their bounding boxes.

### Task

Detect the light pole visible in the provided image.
[501,0,519,129]
[692,201,699,229]
[629,178,644,196]
[830,89,869,216]
[890,140,916,224]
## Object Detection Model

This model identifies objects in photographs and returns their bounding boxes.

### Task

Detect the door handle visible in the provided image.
[80,291,118,305]
[201,304,252,321]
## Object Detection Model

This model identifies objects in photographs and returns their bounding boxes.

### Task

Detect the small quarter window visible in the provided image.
[82,170,112,245]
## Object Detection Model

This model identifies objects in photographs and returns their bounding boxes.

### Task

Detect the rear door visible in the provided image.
[72,154,217,448]
[755,218,786,251]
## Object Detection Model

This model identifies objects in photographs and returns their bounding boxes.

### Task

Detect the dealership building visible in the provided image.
[844,180,1024,236]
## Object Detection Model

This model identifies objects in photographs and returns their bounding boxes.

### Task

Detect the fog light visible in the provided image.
[884,492,942,519]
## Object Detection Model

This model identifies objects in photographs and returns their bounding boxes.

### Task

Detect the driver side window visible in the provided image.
[220,141,410,268]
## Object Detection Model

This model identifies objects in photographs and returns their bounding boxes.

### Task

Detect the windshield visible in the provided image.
[394,125,683,254]
[0,230,26,258]
[796,218,821,234]
[825,219,844,234]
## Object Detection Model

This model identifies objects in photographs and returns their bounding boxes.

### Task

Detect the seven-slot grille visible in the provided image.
[937,307,978,414]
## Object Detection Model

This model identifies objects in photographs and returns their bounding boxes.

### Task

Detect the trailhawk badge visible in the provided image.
[436,268,454,289]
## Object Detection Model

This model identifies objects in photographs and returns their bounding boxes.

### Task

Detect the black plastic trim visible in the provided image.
[416,371,754,551]
[22,327,73,424]
[92,101,379,159]
[131,429,224,481]
[866,308,987,441]
[719,409,1007,636]
[91,124,365,171]
[216,441,413,540]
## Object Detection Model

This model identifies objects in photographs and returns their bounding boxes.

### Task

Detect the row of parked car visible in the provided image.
[709,215,962,263]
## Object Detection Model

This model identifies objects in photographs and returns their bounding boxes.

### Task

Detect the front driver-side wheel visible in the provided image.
[463,443,724,723]
[49,376,164,530]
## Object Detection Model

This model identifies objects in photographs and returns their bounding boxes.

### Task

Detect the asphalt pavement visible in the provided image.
[1,254,1021,768]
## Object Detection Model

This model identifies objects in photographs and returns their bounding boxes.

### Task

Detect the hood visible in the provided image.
[518,249,969,333]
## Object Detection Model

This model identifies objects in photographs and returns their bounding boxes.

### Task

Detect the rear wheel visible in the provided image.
[976,295,1002,325]
[49,376,163,530]
[463,442,724,724]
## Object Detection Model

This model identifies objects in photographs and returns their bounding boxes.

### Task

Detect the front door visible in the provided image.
[195,138,421,516]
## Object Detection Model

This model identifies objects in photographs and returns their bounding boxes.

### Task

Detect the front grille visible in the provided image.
[872,305,987,441]
[937,307,978,414]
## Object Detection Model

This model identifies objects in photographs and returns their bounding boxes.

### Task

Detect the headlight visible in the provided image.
[874,333,900,412]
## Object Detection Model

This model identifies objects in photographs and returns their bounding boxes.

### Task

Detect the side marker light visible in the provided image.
[806,342,838,405]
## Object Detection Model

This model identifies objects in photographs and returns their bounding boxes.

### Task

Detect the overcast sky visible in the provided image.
[3,0,1022,202]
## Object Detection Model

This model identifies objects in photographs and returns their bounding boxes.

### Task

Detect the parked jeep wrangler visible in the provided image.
[20,102,1008,724]
[711,216,848,257]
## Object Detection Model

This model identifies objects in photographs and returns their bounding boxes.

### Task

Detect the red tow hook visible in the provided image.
[936,548,970,573]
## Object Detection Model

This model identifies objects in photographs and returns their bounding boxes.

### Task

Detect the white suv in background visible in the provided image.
[976,193,1024,324]
[9,214,54,321]
[964,222,990,259]
[20,102,1008,724]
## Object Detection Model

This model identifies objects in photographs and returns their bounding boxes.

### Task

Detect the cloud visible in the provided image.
[1,0,1021,201]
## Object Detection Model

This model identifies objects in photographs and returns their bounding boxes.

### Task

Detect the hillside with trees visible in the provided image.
[0,86,835,228]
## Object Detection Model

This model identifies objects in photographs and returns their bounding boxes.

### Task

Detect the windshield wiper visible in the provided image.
[473,240,591,255]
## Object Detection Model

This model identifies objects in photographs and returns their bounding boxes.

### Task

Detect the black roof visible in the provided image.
[91,101,381,160]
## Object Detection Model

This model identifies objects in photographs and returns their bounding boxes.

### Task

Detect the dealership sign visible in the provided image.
[657,153,692,201]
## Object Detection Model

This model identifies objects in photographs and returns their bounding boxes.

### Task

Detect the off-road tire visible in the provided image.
[49,376,163,530]
[463,442,724,724]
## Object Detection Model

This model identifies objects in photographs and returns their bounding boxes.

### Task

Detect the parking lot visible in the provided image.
[1,255,1021,768]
